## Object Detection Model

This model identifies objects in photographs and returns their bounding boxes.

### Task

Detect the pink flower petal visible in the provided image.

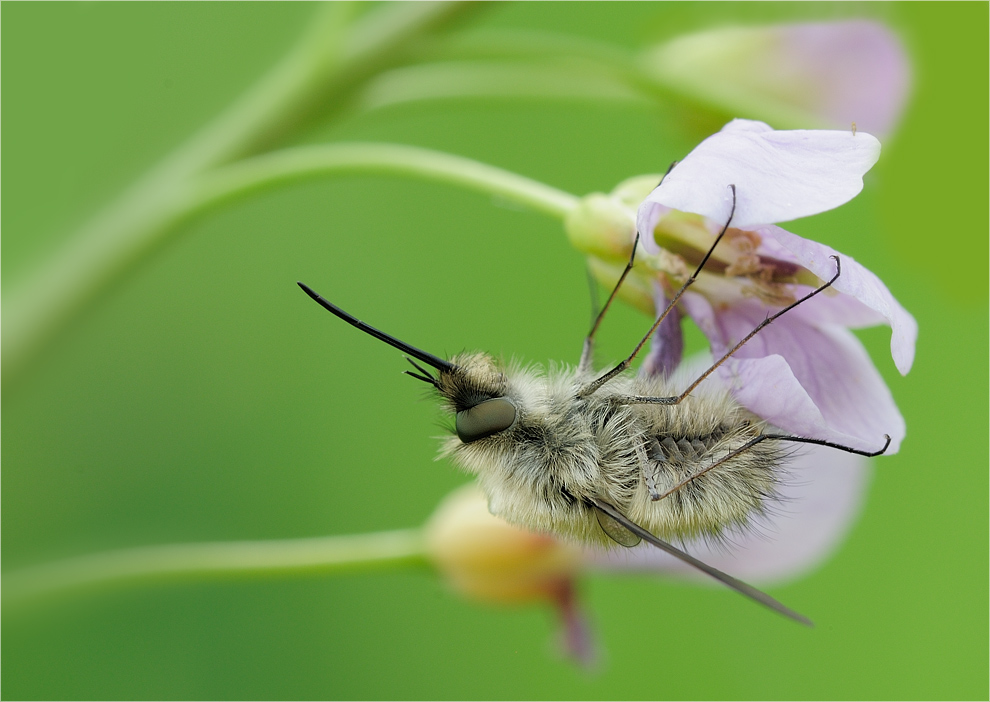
[726,351,902,453]
[639,281,684,378]
[756,224,917,374]
[768,21,911,137]
[689,295,905,454]
[637,119,880,233]
[589,443,871,584]
[752,233,888,329]
[784,289,889,331]
[644,21,911,137]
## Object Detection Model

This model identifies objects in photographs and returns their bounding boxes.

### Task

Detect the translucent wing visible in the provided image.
[594,505,642,547]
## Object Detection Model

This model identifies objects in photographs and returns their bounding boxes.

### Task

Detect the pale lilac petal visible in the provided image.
[727,352,901,453]
[639,281,683,378]
[678,290,721,349]
[785,289,889,330]
[695,297,904,453]
[636,201,670,255]
[644,21,911,137]
[589,444,871,584]
[756,224,917,374]
[769,21,910,137]
[753,233,888,328]
[637,119,880,231]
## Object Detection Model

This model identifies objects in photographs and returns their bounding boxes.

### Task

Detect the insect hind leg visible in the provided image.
[652,431,891,502]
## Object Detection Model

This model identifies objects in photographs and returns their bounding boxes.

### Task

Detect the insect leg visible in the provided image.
[609,255,842,407]
[652,432,892,502]
[578,162,680,375]
[578,233,641,373]
[578,185,738,397]
[588,498,812,626]
[633,438,664,501]
[585,264,602,330]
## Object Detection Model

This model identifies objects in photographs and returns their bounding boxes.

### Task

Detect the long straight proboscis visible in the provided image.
[297,282,458,375]
[589,498,813,627]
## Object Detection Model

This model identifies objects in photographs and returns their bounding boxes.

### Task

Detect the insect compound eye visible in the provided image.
[455,398,517,444]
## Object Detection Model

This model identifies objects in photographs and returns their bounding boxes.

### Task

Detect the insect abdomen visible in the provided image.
[629,415,786,541]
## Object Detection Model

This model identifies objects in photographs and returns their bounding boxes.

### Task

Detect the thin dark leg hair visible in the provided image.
[654,432,892,502]
[403,357,438,387]
[612,255,842,407]
[578,184,738,398]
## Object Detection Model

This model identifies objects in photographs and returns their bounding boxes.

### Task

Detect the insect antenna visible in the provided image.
[589,498,813,626]
[297,282,459,375]
[579,185,738,397]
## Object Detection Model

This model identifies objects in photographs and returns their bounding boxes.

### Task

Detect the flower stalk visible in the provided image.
[3,529,428,611]
[2,142,578,381]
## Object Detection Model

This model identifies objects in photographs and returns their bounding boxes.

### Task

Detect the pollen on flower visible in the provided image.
[723,229,763,277]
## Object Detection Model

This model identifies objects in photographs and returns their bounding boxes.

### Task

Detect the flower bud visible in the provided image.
[424,483,583,603]
[640,21,910,137]
[565,175,665,315]
[564,193,635,263]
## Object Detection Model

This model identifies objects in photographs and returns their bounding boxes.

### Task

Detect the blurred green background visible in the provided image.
[3,3,987,699]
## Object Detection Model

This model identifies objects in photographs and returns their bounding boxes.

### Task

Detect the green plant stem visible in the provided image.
[2,2,475,380]
[3,529,428,611]
[354,61,648,113]
[191,142,581,221]
[2,143,578,380]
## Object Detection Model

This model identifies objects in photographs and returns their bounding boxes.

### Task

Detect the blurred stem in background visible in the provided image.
[2,529,429,612]
[3,483,595,667]
[2,483,583,619]
[2,2,478,380]
[3,140,579,383]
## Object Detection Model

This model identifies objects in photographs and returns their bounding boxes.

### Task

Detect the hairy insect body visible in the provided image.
[439,352,784,547]
[299,196,884,621]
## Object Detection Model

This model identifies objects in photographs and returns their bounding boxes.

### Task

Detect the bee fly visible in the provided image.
[298,187,889,626]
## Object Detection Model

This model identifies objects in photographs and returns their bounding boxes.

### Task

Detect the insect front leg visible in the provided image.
[578,162,679,375]
[578,233,641,374]
[578,185,738,398]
